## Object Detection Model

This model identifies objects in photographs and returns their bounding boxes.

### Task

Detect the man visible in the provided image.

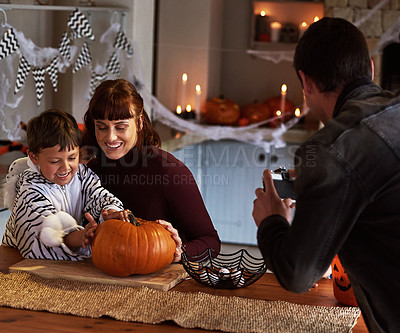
[253,17,400,333]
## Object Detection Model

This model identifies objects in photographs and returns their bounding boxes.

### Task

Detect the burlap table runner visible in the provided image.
[0,271,360,332]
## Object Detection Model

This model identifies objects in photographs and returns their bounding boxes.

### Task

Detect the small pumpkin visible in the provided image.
[265,96,295,126]
[91,215,176,277]
[240,101,273,124]
[202,95,240,126]
[331,255,358,306]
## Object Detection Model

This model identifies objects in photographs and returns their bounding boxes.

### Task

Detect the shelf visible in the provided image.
[163,128,315,152]
[0,3,128,13]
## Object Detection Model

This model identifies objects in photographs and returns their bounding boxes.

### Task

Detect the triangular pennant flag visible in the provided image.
[73,42,92,74]
[105,52,121,76]
[113,31,133,57]
[0,28,20,60]
[58,31,71,61]
[14,55,31,94]
[67,8,95,40]
[46,56,59,92]
[89,71,107,98]
[32,67,46,106]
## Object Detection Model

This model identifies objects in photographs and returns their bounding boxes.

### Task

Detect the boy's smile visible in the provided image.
[28,145,79,186]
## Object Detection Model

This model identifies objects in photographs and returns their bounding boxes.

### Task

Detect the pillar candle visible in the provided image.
[195,84,201,122]
[298,21,308,40]
[270,21,282,43]
[180,73,188,109]
[280,84,287,113]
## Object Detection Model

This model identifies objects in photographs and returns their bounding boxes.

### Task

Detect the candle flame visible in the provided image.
[176,105,182,114]
[295,108,301,117]
[276,110,282,116]
[281,84,287,93]
[195,84,201,93]
[186,104,192,112]
[261,10,266,16]
[314,16,320,22]
[301,21,307,28]
[182,73,188,82]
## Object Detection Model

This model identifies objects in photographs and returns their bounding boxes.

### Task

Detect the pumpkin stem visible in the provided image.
[128,213,140,226]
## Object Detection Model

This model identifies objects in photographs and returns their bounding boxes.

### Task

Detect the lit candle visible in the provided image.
[298,21,308,40]
[280,84,287,113]
[314,16,320,22]
[186,104,195,120]
[256,10,269,41]
[176,105,182,116]
[270,21,282,42]
[276,110,282,116]
[195,84,201,122]
[295,108,301,117]
[180,73,188,110]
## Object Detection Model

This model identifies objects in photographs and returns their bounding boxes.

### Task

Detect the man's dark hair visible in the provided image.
[294,17,372,92]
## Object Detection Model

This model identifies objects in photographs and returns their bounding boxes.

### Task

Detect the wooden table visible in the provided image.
[0,246,367,332]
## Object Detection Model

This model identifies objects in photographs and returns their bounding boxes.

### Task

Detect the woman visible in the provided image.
[82,79,221,258]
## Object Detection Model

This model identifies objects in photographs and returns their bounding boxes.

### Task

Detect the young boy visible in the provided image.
[2,109,129,260]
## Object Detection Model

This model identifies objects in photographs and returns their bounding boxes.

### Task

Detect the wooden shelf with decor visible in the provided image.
[250,0,324,63]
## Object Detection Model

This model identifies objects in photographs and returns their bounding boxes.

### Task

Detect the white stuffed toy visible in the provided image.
[40,211,82,247]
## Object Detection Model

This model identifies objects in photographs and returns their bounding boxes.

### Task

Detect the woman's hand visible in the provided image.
[101,209,131,222]
[156,219,183,263]
[82,212,98,248]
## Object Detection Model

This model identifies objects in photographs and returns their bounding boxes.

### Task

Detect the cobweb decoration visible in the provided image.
[46,56,59,92]
[67,8,95,41]
[0,28,19,60]
[14,55,31,94]
[371,15,400,56]
[73,42,92,73]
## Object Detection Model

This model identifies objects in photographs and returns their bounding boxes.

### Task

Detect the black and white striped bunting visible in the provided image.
[46,56,59,92]
[32,67,45,106]
[14,55,31,94]
[73,42,92,73]
[106,52,121,76]
[0,28,19,60]
[113,30,133,57]
[67,8,95,41]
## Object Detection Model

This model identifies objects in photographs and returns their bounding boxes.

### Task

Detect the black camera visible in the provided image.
[264,167,296,199]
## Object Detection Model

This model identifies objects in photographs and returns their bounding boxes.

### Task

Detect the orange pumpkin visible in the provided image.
[202,96,240,125]
[240,101,273,124]
[331,255,358,306]
[91,216,176,277]
[265,96,295,127]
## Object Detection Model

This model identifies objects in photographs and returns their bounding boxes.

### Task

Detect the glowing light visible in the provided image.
[195,84,201,93]
[281,84,287,93]
[295,108,301,117]
[314,16,320,22]
[261,10,266,16]
[176,105,182,114]
[186,104,192,112]
[182,73,188,82]
[276,110,282,116]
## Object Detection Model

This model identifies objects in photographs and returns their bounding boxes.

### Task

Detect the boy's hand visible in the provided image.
[82,212,98,248]
[101,209,131,222]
